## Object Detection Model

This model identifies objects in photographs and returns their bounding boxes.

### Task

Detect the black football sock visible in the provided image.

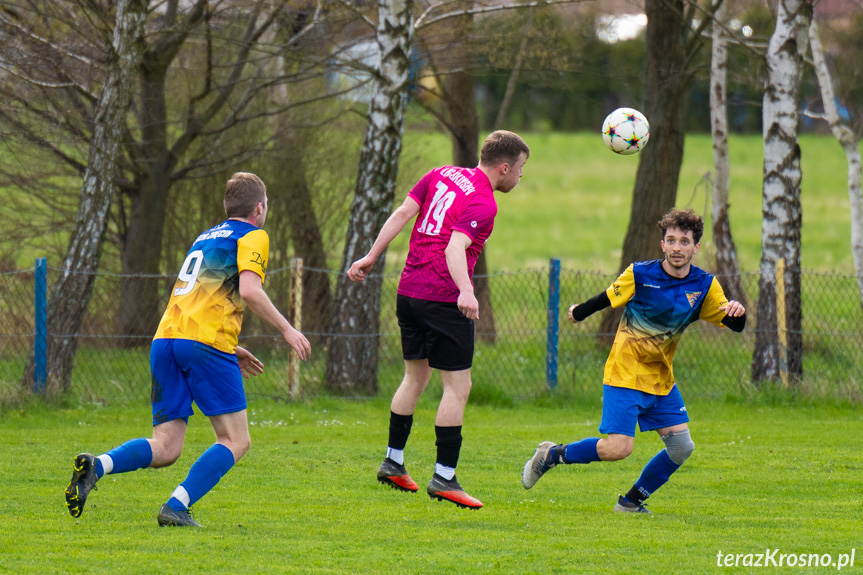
[625,486,647,505]
[434,425,463,470]
[388,412,413,452]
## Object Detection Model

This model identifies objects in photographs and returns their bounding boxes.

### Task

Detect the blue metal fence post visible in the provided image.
[546,258,561,390]
[34,257,47,393]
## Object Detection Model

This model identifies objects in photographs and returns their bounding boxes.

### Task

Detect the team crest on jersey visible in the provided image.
[685,291,702,307]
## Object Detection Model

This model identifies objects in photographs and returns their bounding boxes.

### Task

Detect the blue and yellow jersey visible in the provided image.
[604,260,729,395]
[154,220,268,353]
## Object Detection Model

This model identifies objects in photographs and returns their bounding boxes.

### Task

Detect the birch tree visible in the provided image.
[0,1,329,345]
[326,0,415,394]
[709,0,747,306]
[751,0,811,384]
[324,0,579,391]
[20,0,148,393]
[808,18,863,311]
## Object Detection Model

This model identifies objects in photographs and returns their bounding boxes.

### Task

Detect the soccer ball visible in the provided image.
[601,108,650,155]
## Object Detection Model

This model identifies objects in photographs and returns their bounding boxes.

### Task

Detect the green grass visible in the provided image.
[3,398,861,574]
[393,131,858,274]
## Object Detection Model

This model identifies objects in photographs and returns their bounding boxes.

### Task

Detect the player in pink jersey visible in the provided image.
[348,131,529,509]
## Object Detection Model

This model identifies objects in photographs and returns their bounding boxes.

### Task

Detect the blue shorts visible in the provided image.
[599,384,689,436]
[150,339,246,425]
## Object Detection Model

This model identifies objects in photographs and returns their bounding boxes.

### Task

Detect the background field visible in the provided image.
[7,131,856,274]
[393,131,857,274]
[3,398,861,574]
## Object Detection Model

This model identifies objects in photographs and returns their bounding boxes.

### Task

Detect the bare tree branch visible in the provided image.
[170,1,284,165]
[0,109,88,174]
[416,0,581,30]
[0,8,98,67]
[334,0,375,29]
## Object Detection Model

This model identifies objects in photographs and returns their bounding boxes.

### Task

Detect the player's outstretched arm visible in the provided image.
[568,291,612,323]
[235,345,264,378]
[239,270,311,360]
[347,196,421,282]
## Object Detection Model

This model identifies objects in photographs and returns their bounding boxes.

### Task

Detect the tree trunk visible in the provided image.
[710,0,747,307]
[325,0,414,394]
[117,170,173,344]
[117,57,174,345]
[276,128,333,340]
[599,0,689,342]
[272,10,332,342]
[809,18,863,312]
[444,10,496,343]
[21,0,147,393]
[115,2,268,342]
[493,8,533,131]
[751,0,811,384]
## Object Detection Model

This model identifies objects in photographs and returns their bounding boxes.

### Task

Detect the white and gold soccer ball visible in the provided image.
[601,107,650,155]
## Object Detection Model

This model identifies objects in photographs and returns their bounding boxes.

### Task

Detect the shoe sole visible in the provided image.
[427,492,483,510]
[613,504,651,514]
[64,455,91,518]
[158,519,203,527]
[377,476,418,493]
[65,485,83,518]
[522,441,556,489]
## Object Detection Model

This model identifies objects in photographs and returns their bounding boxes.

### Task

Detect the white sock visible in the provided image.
[170,486,190,509]
[386,448,404,465]
[435,463,455,480]
[98,454,114,475]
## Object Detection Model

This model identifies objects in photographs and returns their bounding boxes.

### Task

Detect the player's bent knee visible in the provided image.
[600,437,633,461]
[614,444,633,461]
[152,451,182,468]
[229,437,251,461]
[662,429,694,465]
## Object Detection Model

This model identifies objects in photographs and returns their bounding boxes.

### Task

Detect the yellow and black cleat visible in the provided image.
[64,453,98,518]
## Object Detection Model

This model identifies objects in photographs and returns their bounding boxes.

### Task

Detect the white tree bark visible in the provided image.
[809,18,863,311]
[326,0,414,393]
[23,0,148,393]
[752,0,811,384]
[709,0,747,306]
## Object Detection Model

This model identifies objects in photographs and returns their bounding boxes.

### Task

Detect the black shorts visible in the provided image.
[396,294,474,371]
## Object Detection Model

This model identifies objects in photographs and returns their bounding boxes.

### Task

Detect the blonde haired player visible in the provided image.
[65,173,310,526]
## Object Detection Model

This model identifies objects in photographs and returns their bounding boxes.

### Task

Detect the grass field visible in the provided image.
[3,397,861,574]
[4,129,863,573]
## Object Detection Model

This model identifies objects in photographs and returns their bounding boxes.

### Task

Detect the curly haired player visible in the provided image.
[521,208,746,513]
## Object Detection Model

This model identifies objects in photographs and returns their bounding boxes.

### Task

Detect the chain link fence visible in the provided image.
[2,261,863,405]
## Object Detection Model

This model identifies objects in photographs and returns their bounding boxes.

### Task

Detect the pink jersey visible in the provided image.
[398,166,497,302]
